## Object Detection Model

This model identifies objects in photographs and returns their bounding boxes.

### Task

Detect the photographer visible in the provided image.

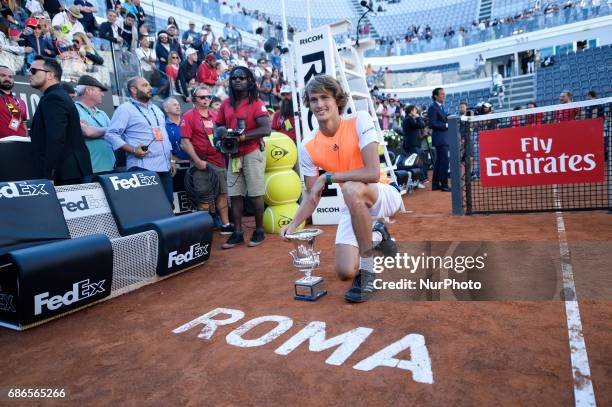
[401,105,427,188]
[180,86,232,234]
[214,66,270,249]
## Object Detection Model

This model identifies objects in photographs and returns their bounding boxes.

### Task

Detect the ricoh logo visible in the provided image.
[59,194,105,212]
[168,243,209,268]
[33,279,106,316]
[109,173,158,191]
[316,207,340,213]
[0,182,47,199]
[299,34,323,45]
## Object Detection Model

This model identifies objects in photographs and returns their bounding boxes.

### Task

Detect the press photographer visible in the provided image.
[214,66,271,249]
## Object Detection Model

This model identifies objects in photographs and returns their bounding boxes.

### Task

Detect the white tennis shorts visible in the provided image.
[335,182,402,247]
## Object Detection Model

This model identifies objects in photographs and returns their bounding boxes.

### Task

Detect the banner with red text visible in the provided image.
[479,118,605,187]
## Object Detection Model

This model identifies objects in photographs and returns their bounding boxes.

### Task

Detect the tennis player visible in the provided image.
[280,75,402,303]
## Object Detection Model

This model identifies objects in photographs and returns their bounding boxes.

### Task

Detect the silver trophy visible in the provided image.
[287,228,327,301]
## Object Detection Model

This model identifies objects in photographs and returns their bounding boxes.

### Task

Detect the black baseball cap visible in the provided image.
[77,75,108,91]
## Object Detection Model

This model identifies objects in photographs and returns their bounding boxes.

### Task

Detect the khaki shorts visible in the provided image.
[227,148,266,197]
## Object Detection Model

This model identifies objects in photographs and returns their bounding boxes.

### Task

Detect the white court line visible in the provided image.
[554,188,596,406]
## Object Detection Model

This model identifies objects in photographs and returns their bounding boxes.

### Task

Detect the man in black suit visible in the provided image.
[98,9,124,46]
[427,87,451,192]
[29,55,92,185]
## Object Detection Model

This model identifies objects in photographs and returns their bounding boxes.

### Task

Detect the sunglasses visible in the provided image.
[195,95,211,100]
[28,67,49,75]
[171,56,179,59]
[230,76,247,81]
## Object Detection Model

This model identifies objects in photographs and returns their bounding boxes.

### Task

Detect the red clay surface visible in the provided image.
[1,188,611,406]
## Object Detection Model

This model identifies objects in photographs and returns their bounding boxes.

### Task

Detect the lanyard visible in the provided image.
[1,93,20,117]
[131,100,160,128]
[77,102,104,127]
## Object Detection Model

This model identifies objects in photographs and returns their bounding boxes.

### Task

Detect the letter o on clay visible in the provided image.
[226,316,294,348]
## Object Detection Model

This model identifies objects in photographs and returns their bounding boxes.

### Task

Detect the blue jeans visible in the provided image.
[128,167,174,206]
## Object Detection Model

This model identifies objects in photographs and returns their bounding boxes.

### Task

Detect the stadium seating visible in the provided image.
[490,0,532,20]
[400,87,490,114]
[536,45,612,105]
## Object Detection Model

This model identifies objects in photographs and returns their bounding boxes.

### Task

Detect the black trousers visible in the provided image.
[432,144,449,188]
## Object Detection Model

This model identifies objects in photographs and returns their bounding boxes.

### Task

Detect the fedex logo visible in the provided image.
[33,279,106,316]
[109,173,158,191]
[59,194,105,212]
[0,182,48,199]
[168,243,209,268]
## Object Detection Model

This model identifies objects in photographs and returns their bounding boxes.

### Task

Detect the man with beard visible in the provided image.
[29,55,92,185]
[105,76,176,204]
[0,65,27,139]
[271,85,296,142]
[214,66,271,249]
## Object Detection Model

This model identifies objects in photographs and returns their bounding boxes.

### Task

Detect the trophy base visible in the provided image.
[294,276,327,302]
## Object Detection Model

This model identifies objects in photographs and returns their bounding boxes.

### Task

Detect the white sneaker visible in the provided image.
[417,182,426,189]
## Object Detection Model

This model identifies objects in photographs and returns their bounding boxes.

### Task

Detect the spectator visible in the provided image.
[60,81,76,98]
[164,50,180,93]
[105,76,176,204]
[177,47,199,102]
[70,31,104,65]
[162,96,188,161]
[166,16,179,32]
[119,13,136,51]
[51,5,85,45]
[98,10,124,46]
[254,57,267,80]
[586,90,603,118]
[182,21,198,47]
[20,17,56,63]
[458,101,468,115]
[214,66,271,249]
[136,35,156,78]
[155,30,180,73]
[180,85,231,232]
[0,65,27,139]
[271,85,295,142]
[75,75,115,174]
[132,0,145,28]
[193,31,211,62]
[197,52,217,87]
[492,72,505,108]
[42,0,62,18]
[475,53,486,77]
[26,0,44,16]
[166,24,181,50]
[29,55,92,184]
[257,66,275,108]
[554,90,580,121]
[73,0,97,36]
[427,87,451,192]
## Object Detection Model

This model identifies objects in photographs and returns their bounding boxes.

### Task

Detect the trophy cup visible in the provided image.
[287,228,327,301]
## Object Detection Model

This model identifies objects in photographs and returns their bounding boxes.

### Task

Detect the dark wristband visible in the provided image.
[326,173,333,185]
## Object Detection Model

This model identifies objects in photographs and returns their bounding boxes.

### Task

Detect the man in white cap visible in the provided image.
[177,48,199,102]
[271,85,296,142]
[51,5,85,45]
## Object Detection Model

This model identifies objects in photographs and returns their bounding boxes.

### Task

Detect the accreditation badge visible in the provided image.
[8,118,20,131]
[152,127,163,141]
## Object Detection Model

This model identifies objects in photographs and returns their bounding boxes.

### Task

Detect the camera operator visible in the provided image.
[180,86,232,234]
[214,66,271,249]
[401,105,427,189]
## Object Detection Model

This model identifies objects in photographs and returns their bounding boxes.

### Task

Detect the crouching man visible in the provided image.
[280,75,402,303]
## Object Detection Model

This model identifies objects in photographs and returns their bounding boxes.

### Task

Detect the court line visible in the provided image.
[554,189,596,407]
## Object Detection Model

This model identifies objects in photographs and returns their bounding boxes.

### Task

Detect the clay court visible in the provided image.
[1,188,611,406]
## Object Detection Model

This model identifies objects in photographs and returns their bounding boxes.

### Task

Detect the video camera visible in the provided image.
[215,127,245,155]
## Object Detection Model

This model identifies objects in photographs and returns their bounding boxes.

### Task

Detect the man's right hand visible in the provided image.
[280,223,297,241]
[194,159,207,170]
[134,145,149,158]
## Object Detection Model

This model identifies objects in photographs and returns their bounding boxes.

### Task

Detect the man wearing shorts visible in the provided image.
[214,66,271,249]
[180,85,232,234]
[281,75,402,303]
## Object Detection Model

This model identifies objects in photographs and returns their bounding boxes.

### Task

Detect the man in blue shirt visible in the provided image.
[162,97,189,162]
[75,75,115,174]
[105,76,176,204]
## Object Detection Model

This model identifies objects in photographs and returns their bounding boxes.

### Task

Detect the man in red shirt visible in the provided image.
[271,85,296,142]
[214,66,271,249]
[180,85,231,234]
[553,90,581,122]
[196,52,218,87]
[0,66,28,139]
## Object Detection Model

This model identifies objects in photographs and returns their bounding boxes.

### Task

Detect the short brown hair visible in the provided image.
[303,75,348,114]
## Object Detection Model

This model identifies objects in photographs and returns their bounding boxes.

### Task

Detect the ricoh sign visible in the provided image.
[478,119,605,187]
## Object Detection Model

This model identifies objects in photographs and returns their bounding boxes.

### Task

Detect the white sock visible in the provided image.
[360,256,373,273]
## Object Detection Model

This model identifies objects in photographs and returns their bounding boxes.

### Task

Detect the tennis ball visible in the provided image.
[264,169,302,206]
[263,202,304,234]
[265,132,297,171]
